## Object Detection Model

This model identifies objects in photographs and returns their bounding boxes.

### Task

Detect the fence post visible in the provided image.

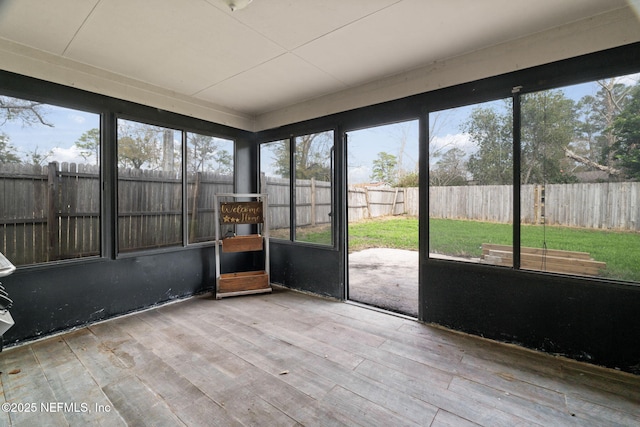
[364,187,372,218]
[310,178,316,226]
[391,188,400,215]
[47,162,59,261]
[189,172,201,242]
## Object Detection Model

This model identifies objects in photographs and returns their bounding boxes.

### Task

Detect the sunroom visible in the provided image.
[0,1,639,425]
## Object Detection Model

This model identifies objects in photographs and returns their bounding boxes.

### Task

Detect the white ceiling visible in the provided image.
[0,0,634,127]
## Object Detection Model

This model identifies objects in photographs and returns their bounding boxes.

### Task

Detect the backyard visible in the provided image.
[293,216,640,282]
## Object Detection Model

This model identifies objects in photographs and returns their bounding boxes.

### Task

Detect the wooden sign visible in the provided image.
[220,201,263,224]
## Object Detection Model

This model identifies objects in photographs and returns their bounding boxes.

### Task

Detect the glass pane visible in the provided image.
[520,73,640,282]
[347,120,419,317]
[0,95,100,266]
[186,133,234,243]
[429,99,513,262]
[260,140,290,240]
[117,119,182,252]
[295,131,333,245]
[347,120,420,223]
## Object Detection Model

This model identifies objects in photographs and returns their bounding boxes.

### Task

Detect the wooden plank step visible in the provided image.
[482,243,592,260]
[485,249,606,276]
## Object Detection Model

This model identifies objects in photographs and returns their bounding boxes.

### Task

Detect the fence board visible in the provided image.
[260,175,290,232]
[187,172,233,242]
[427,183,640,231]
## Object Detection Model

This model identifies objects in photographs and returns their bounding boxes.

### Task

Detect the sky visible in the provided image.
[345,72,640,184]
[347,120,420,184]
[0,104,99,165]
[3,73,639,175]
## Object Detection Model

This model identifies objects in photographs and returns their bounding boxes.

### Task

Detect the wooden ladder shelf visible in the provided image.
[214,193,271,299]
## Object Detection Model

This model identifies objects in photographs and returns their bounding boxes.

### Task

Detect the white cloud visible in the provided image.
[348,165,371,184]
[430,132,474,157]
[68,114,86,124]
[50,145,87,164]
[617,72,640,87]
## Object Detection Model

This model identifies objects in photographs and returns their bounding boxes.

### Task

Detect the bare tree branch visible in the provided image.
[0,97,53,127]
[564,147,622,176]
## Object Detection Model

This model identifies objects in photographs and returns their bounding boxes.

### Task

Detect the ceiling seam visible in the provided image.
[287,0,404,52]
[284,1,406,87]
[190,0,404,96]
[61,0,102,56]
[189,52,291,97]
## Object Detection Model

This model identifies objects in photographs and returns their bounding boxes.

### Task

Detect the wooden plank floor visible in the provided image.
[0,287,639,426]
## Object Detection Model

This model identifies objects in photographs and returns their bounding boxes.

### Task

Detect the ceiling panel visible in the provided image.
[194,53,346,114]
[216,0,400,50]
[0,0,100,54]
[63,0,285,95]
[0,0,632,121]
[293,0,629,87]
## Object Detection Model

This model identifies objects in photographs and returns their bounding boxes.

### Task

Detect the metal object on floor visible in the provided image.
[0,252,15,351]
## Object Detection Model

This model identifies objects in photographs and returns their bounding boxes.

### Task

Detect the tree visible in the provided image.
[76,128,100,165]
[0,96,52,127]
[572,78,635,176]
[371,152,397,185]
[388,122,417,179]
[564,147,621,176]
[463,90,590,185]
[26,146,52,166]
[396,171,419,187]
[463,105,513,185]
[610,84,640,179]
[187,134,232,174]
[0,135,20,163]
[520,90,577,184]
[213,149,233,175]
[273,133,332,181]
[430,147,467,186]
[272,140,291,178]
[429,111,454,162]
[574,94,602,166]
[117,122,163,169]
[295,133,332,181]
[0,95,53,164]
[595,79,634,168]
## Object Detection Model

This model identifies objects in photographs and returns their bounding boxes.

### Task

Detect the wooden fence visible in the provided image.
[118,169,234,251]
[260,176,333,231]
[348,186,407,221]
[260,176,290,231]
[263,181,639,231]
[525,182,640,230]
[187,171,234,243]
[116,168,235,251]
[0,162,100,265]
[0,162,233,264]
[428,183,639,231]
[350,183,639,231]
[428,185,512,224]
[2,161,638,266]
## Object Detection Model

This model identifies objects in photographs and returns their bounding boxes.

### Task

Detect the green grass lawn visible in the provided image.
[348,216,418,252]
[344,216,640,282]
